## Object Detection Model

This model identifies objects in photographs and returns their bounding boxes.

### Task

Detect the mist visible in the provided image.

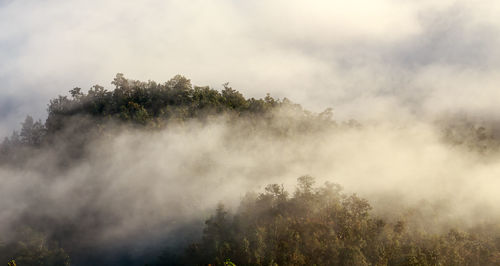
[2,0,500,133]
[2,0,500,265]
[2,98,500,263]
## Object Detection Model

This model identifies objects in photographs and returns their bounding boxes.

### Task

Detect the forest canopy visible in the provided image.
[1,75,500,266]
[160,176,500,266]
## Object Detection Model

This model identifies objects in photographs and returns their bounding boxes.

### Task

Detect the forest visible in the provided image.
[1,74,500,266]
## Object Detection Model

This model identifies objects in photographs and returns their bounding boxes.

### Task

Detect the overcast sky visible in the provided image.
[1,0,500,136]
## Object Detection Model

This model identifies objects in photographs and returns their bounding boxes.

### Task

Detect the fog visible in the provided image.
[1,104,500,263]
[2,0,500,264]
[2,0,500,135]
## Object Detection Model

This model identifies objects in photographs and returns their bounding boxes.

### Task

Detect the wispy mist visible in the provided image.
[1,106,500,263]
[2,1,500,264]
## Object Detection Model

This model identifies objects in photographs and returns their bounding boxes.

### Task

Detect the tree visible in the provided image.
[166,75,192,91]
[222,83,247,110]
[0,228,70,266]
[19,116,45,146]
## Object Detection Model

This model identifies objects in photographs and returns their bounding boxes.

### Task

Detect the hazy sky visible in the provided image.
[1,0,500,136]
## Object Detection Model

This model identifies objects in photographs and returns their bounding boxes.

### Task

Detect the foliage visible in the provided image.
[3,74,499,265]
[224,259,237,266]
[0,74,338,265]
[164,177,500,266]
[438,115,500,154]
[43,73,287,133]
[0,228,70,266]
[0,74,336,166]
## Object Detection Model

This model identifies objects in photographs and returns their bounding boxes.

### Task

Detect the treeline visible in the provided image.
[1,73,281,151]
[0,74,335,166]
[0,228,70,266]
[2,74,500,265]
[3,73,493,164]
[44,73,284,131]
[155,177,500,266]
[439,116,500,154]
[5,176,500,266]
[0,74,337,265]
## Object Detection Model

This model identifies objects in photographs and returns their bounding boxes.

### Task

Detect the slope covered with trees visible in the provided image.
[0,73,334,167]
[155,177,500,266]
[0,74,336,265]
[1,74,500,266]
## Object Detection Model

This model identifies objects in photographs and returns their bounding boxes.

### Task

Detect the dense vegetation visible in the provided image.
[0,73,333,166]
[0,228,70,266]
[44,73,283,131]
[154,177,500,266]
[1,74,500,265]
[0,74,334,265]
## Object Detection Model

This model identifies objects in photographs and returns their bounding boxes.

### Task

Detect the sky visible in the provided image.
[1,0,500,136]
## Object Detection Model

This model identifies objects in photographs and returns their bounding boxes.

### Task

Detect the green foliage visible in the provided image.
[224,259,236,266]
[43,73,288,133]
[19,116,46,146]
[1,228,70,266]
[0,74,339,166]
[169,177,500,266]
[438,115,500,154]
[2,74,499,266]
